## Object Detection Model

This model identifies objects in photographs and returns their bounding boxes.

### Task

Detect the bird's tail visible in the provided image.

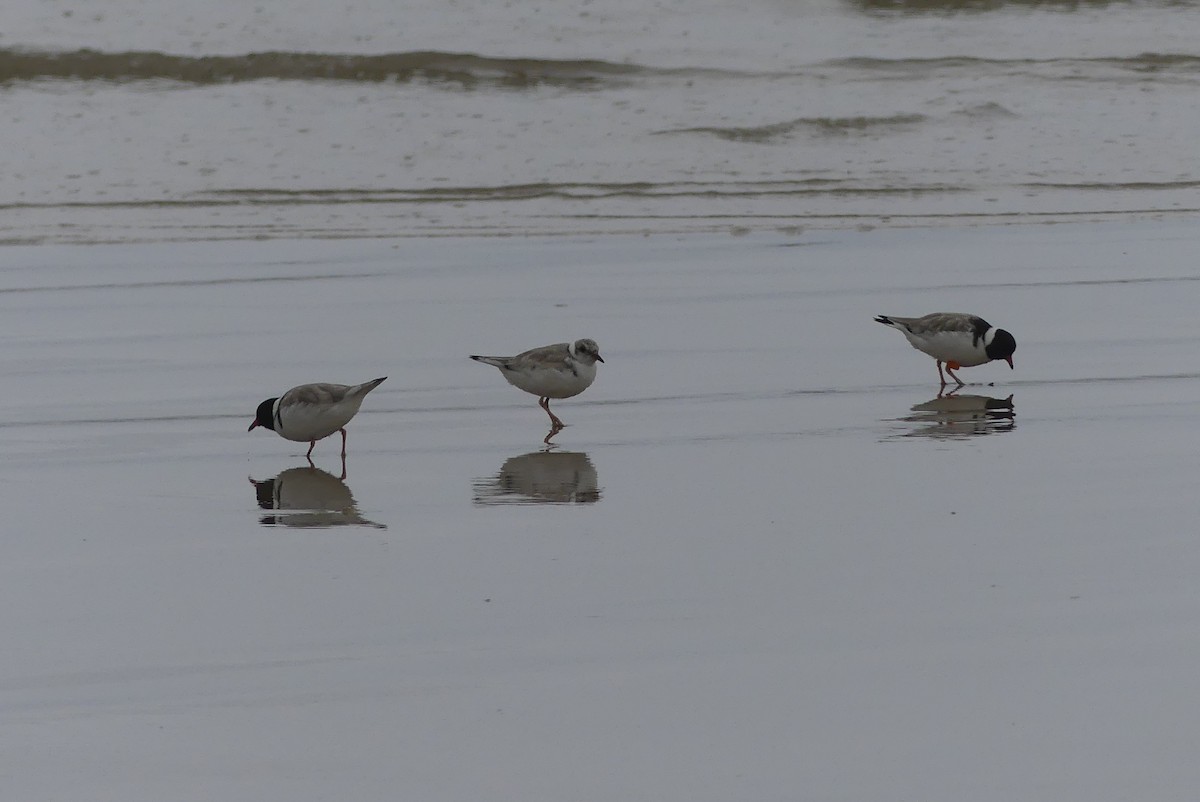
[874,315,895,326]
[469,355,508,368]
[352,377,387,397]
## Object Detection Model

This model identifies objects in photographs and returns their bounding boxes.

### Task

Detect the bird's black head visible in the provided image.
[986,328,1017,368]
[248,397,278,432]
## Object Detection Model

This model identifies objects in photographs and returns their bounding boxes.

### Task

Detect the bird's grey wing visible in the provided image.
[512,342,573,370]
[911,313,986,335]
[281,383,351,406]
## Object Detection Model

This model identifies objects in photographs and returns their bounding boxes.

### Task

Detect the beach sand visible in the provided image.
[3,221,1200,799]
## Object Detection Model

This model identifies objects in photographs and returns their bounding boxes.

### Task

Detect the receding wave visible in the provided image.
[194,180,966,203]
[0,47,659,88]
[830,52,1200,78]
[1021,179,1200,190]
[654,114,927,142]
[0,180,971,213]
[848,0,1189,14]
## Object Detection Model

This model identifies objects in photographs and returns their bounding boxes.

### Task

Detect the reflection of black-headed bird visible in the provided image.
[910,393,1014,415]
[251,466,385,528]
[248,377,385,457]
[473,451,601,505]
[875,313,1015,387]
[470,339,603,432]
[896,393,1015,440]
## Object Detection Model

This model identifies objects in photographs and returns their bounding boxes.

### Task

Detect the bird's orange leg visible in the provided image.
[945,361,965,387]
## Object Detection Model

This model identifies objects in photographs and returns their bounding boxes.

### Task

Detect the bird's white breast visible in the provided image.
[904,328,991,367]
[504,360,597,399]
[275,396,366,442]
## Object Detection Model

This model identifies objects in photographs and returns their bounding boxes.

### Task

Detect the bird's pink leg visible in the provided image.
[306,440,316,458]
[936,361,948,387]
[539,397,566,430]
[339,428,348,457]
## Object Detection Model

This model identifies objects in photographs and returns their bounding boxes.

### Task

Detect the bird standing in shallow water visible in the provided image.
[248,377,386,457]
[875,313,1015,387]
[470,338,604,440]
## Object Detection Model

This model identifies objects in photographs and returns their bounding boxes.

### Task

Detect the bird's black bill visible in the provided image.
[248,420,259,432]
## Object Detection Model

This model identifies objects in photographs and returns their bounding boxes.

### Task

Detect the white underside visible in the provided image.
[502,361,597,399]
[274,397,366,442]
[903,329,991,367]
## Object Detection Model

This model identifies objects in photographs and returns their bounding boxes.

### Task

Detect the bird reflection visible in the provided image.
[473,450,602,505]
[249,461,385,528]
[890,392,1015,440]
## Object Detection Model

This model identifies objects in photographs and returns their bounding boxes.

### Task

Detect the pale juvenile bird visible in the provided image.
[470,339,604,434]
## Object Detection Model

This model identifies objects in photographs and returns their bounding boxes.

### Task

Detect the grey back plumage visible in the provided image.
[876,313,989,339]
[470,339,604,371]
[280,377,385,408]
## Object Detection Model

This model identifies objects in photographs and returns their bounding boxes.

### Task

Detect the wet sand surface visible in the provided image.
[4,221,1200,799]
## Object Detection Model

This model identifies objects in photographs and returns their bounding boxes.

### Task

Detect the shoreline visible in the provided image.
[2,204,1198,248]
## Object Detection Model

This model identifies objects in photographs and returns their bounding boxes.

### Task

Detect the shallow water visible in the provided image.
[4,0,1200,242]
[3,221,1200,799]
